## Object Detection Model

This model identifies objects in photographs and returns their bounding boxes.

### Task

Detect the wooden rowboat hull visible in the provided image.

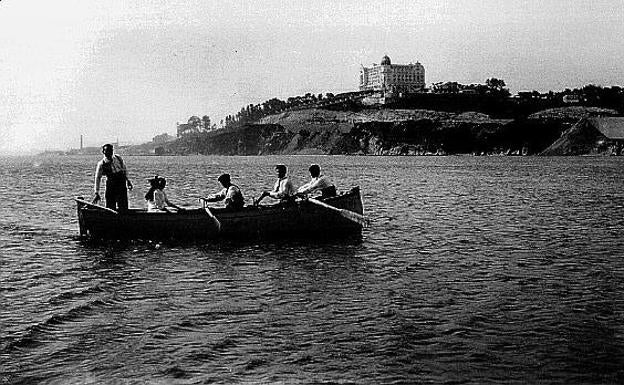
[76,187,365,240]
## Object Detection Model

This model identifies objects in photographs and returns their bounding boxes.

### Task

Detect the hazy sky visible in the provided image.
[1,0,622,154]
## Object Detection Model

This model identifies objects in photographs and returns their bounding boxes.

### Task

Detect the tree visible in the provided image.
[188,115,201,127]
[486,78,506,91]
[485,78,510,97]
[202,115,211,131]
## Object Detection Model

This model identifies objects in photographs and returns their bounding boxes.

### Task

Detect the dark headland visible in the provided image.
[65,83,624,157]
[160,83,624,157]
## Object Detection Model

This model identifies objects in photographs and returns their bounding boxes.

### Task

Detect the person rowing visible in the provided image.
[200,173,245,210]
[254,164,295,206]
[295,164,336,200]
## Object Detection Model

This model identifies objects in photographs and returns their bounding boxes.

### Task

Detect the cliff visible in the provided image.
[160,106,621,156]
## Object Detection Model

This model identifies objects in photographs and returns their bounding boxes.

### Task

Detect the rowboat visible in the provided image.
[75,187,368,240]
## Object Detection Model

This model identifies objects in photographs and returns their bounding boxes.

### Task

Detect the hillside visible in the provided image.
[159,106,621,156]
[258,109,506,132]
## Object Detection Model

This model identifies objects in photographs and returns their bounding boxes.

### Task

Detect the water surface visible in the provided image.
[1,155,624,384]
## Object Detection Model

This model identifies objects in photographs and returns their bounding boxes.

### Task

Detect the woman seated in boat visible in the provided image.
[145,176,183,212]
[295,164,336,200]
[200,173,245,210]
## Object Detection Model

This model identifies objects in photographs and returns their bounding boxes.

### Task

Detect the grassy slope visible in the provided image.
[158,106,620,156]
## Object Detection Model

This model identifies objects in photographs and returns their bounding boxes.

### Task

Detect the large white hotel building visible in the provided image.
[359,55,425,94]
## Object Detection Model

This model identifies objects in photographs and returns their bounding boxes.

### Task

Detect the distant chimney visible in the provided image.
[80,135,83,150]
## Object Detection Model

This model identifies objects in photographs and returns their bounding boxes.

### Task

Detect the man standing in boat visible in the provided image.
[255,164,295,205]
[200,173,245,210]
[295,164,336,200]
[92,143,133,212]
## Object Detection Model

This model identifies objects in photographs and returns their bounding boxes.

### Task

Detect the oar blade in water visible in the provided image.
[308,198,369,228]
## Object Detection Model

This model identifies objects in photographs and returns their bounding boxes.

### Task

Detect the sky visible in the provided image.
[0,0,623,154]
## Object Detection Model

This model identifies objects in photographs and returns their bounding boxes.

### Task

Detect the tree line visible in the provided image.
[222,92,340,128]
[181,81,623,134]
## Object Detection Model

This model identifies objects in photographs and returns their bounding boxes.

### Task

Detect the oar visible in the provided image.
[307,198,370,227]
[197,197,221,229]
[75,197,119,215]
[203,206,222,232]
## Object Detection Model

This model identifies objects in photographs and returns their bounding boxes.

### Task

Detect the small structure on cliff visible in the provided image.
[591,117,624,154]
[177,123,200,137]
[540,116,624,155]
[152,133,175,144]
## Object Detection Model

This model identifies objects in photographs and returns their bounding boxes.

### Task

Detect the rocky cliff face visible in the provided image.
[161,107,621,156]
[258,109,514,155]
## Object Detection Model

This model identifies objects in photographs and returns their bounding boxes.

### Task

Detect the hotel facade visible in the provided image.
[359,55,425,94]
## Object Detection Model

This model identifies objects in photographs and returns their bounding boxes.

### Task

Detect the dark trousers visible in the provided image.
[105,174,128,212]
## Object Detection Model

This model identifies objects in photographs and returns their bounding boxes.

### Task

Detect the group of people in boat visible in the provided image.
[92,143,337,213]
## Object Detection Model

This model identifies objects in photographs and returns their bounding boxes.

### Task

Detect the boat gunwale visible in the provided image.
[75,186,363,218]
[75,186,365,240]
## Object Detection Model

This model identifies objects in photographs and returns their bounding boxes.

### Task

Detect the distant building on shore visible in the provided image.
[152,133,175,144]
[177,122,200,137]
[591,117,624,155]
[562,94,584,104]
[359,55,425,95]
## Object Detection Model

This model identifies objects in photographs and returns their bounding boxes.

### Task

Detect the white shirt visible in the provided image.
[297,175,333,195]
[269,177,295,199]
[210,185,242,201]
[147,189,168,211]
[94,155,127,194]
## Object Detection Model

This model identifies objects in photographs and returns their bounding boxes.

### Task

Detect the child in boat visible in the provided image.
[144,176,159,210]
[145,176,183,212]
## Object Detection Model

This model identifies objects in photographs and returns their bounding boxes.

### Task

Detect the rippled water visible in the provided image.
[1,155,624,384]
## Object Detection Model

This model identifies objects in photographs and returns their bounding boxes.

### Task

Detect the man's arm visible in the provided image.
[93,162,103,203]
[297,180,313,194]
[254,191,269,206]
[94,162,103,194]
[118,156,133,190]
[269,190,283,199]
[298,178,324,195]
[301,177,332,195]
[202,189,226,203]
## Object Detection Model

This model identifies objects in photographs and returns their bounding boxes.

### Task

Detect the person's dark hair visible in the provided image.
[102,143,113,152]
[158,177,166,189]
[145,176,159,201]
[218,173,231,184]
[309,164,320,177]
[275,164,287,174]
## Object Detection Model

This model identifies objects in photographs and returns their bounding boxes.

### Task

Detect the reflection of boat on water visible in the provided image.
[75,187,368,241]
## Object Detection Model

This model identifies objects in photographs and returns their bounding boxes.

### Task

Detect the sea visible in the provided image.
[1,155,624,384]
